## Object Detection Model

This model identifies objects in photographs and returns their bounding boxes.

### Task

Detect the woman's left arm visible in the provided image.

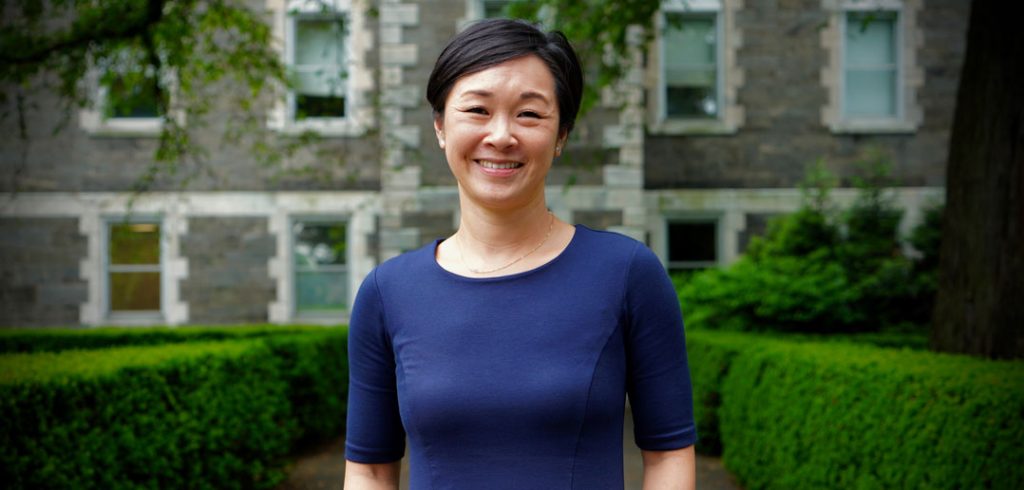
[641,446,695,490]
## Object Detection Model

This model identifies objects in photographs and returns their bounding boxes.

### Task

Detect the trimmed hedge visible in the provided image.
[0,324,332,354]
[686,330,1024,489]
[0,328,348,489]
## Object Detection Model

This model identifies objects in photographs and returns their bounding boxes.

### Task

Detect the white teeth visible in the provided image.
[477,160,522,169]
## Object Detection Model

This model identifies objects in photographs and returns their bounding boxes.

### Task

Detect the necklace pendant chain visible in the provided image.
[457,211,555,275]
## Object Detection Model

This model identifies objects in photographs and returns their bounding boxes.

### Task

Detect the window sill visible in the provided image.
[268,118,368,138]
[293,310,349,325]
[105,311,165,326]
[650,119,738,136]
[829,120,917,134]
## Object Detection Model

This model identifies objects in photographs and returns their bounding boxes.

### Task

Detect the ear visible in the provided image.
[554,130,569,157]
[433,113,446,149]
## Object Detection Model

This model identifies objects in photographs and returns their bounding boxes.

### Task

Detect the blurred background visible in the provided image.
[1,0,1020,489]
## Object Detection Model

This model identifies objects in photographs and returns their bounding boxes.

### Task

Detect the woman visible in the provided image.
[344,19,696,490]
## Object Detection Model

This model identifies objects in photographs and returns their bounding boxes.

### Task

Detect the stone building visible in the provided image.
[0,0,968,327]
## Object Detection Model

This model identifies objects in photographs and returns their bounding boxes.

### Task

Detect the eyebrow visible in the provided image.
[459,89,551,104]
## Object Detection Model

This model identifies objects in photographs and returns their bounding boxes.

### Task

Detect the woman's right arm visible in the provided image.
[344,460,401,489]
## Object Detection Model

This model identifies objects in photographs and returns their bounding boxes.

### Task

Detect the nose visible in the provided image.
[483,115,516,149]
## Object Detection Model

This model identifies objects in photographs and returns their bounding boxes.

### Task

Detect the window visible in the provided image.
[103,73,161,119]
[293,220,348,316]
[79,54,176,136]
[843,11,899,119]
[821,0,923,133]
[651,0,743,134]
[666,220,718,273]
[107,221,162,315]
[290,14,348,120]
[269,0,370,136]
[663,12,720,119]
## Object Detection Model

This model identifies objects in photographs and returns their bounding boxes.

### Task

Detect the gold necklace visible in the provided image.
[456,211,555,275]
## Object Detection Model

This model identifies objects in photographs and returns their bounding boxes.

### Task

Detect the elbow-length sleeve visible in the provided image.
[624,245,698,451]
[345,269,406,463]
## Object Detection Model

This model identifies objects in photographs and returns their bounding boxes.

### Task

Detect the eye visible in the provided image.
[520,110,541,118]
[464,107,488,115]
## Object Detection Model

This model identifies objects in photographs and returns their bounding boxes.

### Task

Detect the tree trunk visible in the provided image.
[931,0,1024,359]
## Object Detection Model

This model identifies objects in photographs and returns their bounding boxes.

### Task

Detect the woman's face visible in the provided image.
[434,55,565,211]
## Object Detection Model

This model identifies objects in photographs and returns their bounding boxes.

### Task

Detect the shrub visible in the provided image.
[686,330,1024,489]
[0,327,349,489]
[0,324,332,354]
[680,154,940,333]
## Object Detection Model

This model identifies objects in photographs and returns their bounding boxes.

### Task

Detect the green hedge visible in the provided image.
[687,330,1024,489]
[0,324,332,354]
[0,328,348,489]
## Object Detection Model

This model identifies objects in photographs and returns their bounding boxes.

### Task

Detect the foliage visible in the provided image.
[0,327,348,489]
[503,0,662,113]
[684,329,1024,489]
[0,323,335,354]
[680,154,941,333]
[0,0,314,192]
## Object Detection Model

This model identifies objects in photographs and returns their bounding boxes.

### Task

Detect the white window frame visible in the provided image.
[268,0,372,137]
[79,62,184,137]
[650,0,743,135]
[288,215,352,322]
[103,216,166,324]
[820,0,923,133]
[663,213,724,271]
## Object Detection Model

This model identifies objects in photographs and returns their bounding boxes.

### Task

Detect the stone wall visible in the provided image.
[180,217,276,324]
[0,218,86,326]
[644,0,968,189]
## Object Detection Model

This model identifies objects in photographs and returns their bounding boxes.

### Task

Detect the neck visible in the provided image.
[456,195,551,255]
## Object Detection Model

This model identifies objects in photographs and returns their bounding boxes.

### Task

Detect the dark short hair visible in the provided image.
[426,19,584,136]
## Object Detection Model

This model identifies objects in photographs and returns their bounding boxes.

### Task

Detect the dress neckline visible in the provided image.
[430,224,583,282]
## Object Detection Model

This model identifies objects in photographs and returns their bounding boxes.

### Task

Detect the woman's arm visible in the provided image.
[343,460,401,490]
[641,445,695,490]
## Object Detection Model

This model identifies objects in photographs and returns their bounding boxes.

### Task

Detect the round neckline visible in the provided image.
[431,224,582,282]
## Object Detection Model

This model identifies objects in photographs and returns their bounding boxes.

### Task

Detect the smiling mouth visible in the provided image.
[476,160,524,170]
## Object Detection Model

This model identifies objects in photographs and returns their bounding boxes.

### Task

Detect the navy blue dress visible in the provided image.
[345,225,696,489]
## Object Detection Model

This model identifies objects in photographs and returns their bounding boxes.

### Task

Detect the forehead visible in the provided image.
[448,55,557,102]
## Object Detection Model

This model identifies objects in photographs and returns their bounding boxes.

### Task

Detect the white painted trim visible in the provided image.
[266,0,374,136]
[820,0,923,133]
[650,0,744,135]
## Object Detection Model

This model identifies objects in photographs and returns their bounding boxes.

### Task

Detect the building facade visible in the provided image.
[0,0,968,327]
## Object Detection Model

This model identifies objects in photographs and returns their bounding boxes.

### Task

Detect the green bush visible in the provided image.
[0,327,349,489]
[0,324,332,354]
[680,155,940,333]
[686,330,1024,489]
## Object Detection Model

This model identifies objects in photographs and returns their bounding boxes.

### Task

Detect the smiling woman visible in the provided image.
[344,19,697,490]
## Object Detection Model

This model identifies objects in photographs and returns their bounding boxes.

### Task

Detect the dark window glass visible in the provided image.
[105,75,161,118]
[109,222,161,312]
[668,221,717,263]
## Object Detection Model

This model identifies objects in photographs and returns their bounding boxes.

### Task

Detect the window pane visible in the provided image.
[105,75,160,118]
[668,222,717,263]
[110,223,160,265]
[845,69,897,117]
[110,272,161,311]
[296,270,347,311]
[664,13,718,118]
[295,18,346,66]
[296,94,346,119]
[294,222,347,267]
[845,13,896,66]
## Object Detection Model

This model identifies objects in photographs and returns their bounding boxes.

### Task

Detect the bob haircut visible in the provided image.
[426,19,584,137]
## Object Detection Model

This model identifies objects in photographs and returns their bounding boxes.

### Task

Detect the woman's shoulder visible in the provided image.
[369,240,440,286]
[568,225,665,279]
[573,224,652,261]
